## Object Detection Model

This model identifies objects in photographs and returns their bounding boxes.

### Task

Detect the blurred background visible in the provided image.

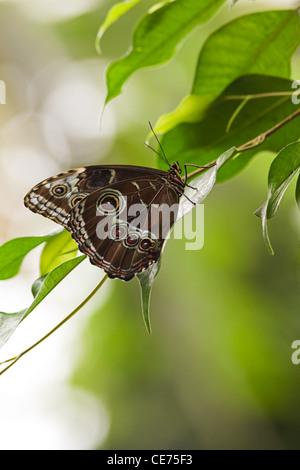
[0,0,299,450]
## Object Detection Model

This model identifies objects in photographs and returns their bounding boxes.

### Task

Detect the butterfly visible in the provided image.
[24,130,210,281]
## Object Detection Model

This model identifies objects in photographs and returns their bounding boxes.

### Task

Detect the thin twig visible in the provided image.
[0,274,108,375]
[236,107,300,152]
[186,107,300,180]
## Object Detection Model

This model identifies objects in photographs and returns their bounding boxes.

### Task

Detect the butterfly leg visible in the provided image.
[182,193,196,205]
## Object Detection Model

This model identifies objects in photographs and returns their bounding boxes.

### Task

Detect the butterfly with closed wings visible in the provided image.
[24,128,212,281]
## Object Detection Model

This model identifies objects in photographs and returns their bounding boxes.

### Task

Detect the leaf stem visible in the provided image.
[223,91,294,101]
[0,274,108,375]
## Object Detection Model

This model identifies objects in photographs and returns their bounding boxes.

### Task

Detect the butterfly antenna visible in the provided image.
[148,121,170,166]
[144,142,161,158]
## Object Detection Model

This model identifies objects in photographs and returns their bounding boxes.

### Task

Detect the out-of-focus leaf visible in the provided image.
[96,0,142,54]
[40,229,78,276]
[159,75,300,182]
[0,230,61,281]
[155,9,300,133]
[0,255,86,348]
[254,142,300,254]
[105,0,226,104]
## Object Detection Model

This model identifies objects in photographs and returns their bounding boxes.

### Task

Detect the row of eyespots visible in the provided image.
[51,185,156,252]
[110,225,156,252]
[126,234,156,252]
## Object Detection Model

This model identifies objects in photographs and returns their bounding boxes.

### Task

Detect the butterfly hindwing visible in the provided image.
[69,177,180,280]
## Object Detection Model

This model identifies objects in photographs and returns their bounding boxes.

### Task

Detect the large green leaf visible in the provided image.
[40,229,78,276]
[0,255,86,348]
[0,230,61,280]
[254,142,300,254]
[160,75,300,182]
[156,9,300,133]
[105,0,226,104]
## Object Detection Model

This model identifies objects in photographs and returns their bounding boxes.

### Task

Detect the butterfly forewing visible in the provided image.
[24,166,135,229]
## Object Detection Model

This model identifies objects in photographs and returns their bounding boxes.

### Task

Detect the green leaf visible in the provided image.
[160,75,300,182]
[255,201,274,255]
[96,0,142,54]
[155,9,300,133]
[137,258,162,334]
[254,142,300,254]
[105,0,226,104]
[40,229,78,276]
[0,255,86,348]
[0,230,61,281]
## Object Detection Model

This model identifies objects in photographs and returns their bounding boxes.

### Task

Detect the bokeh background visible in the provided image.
[0,0,299,450]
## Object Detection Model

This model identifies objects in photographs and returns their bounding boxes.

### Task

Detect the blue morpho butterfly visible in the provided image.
[24,125,212,281]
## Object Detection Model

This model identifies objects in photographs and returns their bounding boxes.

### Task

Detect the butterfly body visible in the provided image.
[24,163,185,281]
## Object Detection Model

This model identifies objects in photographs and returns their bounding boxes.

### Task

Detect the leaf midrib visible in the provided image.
[241,10,297,75]
[109,0,224,85]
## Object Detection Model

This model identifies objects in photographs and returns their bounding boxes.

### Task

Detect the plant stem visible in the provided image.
[0,274,108,375]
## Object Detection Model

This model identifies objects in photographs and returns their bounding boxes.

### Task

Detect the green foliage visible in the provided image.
[160,75,300,181]
[156,9,300,132]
